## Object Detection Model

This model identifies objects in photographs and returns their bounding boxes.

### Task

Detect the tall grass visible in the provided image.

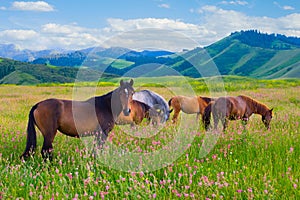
[0,80,299,199]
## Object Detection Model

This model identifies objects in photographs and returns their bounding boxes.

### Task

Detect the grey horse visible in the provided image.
[133,90,170,123]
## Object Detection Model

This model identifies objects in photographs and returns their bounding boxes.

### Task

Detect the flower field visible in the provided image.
[0,80,299,199]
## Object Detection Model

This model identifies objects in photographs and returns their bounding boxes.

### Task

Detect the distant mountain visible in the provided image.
[0,57,117,85]
[0,30,300,84]
[30,47,174,72]
[163,30,300,79]
[0,44,70,62]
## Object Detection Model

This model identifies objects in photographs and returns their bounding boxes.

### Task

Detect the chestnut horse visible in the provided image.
[168,96,214,123]
[204,95,273,131]
[116,100,151,126]
[20,79,135,160]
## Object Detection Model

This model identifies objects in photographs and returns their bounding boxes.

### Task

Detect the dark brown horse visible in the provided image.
[168,95,214,123]
[204,95,273,131]
[20,79,135,160]
[116,100,151,126]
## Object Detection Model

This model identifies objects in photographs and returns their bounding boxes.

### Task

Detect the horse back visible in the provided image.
[33,98,64,135]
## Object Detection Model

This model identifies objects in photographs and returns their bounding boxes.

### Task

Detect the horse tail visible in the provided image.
[21,104,38,159]
[203,102,213,131]
[168,98,173,113]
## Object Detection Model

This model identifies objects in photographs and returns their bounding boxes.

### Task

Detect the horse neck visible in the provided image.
[110,88,123,117]
[248,98,268,116]
[96,89,123,117]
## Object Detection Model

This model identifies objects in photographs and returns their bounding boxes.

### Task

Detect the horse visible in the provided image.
[133,90,170,123]
[168,95,214,124]
[20,79,135,160]
[116,100,151,127]
[204,95,273,131]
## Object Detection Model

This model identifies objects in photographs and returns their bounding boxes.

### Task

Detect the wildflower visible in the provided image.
[290,147,294,153]
[294,184,297,189]
[237,189,243,193]
[212,154,217,160]
[248,188,253,193]
[264,190,268,194]
[139,171,144,177]
[67,173,73,180]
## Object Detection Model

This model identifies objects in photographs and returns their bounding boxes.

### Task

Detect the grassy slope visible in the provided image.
[166,37,300,79]
[0,78,299,199]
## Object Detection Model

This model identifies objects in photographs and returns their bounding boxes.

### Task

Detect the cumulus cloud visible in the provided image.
[0,29,38,40]
[219,0,248,6]
[12,1,54,12]
[102,18,211,51]
[196,5,300,43]
[283,5,295,10]
[274,2,295,11]
[1,5,300,51]
[0,24,105,50]
[158,4,170,9]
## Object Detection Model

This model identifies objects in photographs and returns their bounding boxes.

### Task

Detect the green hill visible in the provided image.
[166,30,300,79]
[0,58,117,85]
[0,30,299,85]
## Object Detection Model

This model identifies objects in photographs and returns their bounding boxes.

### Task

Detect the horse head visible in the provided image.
[262,108,273,129]
[116,79,135,116]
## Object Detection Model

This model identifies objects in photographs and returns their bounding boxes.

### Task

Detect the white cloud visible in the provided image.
[158,4,170,9]
[283,5,295,10]
[1,6,300,51]
[102,18,211,51]
[219,0,248,6]
[274,2,295,11]
[12,1,54,12]
[0,6,7,10]
[196,5,300,44]
[0,24,105,50]
[0,29,38,40]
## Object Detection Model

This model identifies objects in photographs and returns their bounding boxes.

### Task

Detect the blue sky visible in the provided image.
[1,0,300,51]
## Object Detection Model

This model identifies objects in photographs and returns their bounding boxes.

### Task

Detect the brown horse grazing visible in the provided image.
[204,95,273,131]
[168,95,214,123]
[116,100,151,126]
[20,79,135,160]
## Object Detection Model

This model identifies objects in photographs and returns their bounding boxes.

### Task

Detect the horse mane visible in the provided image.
[238,95,269,114]
[200,97,215,104]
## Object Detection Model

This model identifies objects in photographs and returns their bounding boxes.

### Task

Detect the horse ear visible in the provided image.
[270,108,273,112]
[120,80,124,86]
[129,79,134,86]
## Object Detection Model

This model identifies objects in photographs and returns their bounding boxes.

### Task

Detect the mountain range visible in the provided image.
[0,30,299,84]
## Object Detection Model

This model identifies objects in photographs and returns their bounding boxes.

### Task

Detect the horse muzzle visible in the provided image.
[123,108,131,116]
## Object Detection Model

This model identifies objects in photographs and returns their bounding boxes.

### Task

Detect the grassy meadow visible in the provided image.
[0,77,300,199]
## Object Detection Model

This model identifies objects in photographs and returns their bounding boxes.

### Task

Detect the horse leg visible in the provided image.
[196,113,200,121]
[172,109,180,123]
[222,118,229,132]
[213,113,219,130]
[241,119,248,131]
[41,130,57,161]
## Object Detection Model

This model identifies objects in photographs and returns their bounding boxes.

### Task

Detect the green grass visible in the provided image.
[0,78,300,199]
